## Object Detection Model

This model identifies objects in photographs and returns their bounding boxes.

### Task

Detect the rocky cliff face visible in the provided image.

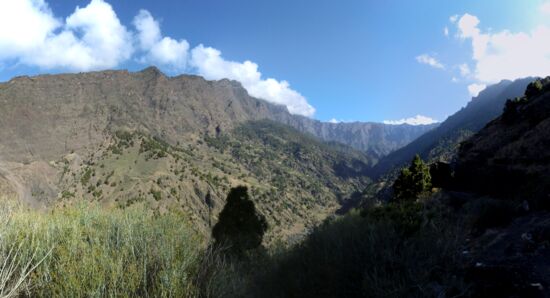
[0,67,432,164]
[0,67,287,163]
[273,115,436,160]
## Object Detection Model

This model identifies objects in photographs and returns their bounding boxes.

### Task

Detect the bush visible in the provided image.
[525,79,544,98]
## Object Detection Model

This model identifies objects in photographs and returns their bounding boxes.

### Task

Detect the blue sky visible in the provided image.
[1,0,549,124]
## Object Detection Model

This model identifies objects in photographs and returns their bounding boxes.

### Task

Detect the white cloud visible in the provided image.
[456,13,550,83]
[0,0,133,71]
[133,10,189,71]
[450,15,459,24]
[0,0,59,59]
[0,0,315,117]
[328,118,340,124]
[383,115,438,125]
[458,63,471,77]
[444,26,449,37]
[541,1,550,14]
[416,54,445,69]
[190,44,315,117]
[467,83,486,97]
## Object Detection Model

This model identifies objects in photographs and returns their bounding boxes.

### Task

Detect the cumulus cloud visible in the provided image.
[0,0,133,71]
[133,10,189,71]
[416,54,445,69]
[190,44,315,117]
[0,1,315,117]
[444,26,449,37]
[456,13,550,83]
[467,83,486,97]
[383,115,438,125]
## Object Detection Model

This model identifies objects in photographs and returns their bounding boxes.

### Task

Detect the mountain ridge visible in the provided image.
[0,67,434,163]
[372,77,534,176]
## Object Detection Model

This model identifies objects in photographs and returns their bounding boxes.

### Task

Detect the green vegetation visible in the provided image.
[0,201,206,297]
[210,199,467,298]
[393,155,431,202]
[525,78,545,98]
[212,186,267,255]
[80,167,93,185]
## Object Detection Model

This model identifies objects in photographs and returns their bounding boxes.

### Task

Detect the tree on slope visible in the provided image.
[393,155,431,202]
[212,186,267,254]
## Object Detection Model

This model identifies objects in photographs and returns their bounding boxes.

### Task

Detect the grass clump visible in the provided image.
[0,201,204,297]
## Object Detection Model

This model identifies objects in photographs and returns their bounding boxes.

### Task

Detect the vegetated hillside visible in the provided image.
[0,68,381,242]
[373,78,533,177]
[52,120,372,242]
[233,80,550,298]
[455,77,550,208]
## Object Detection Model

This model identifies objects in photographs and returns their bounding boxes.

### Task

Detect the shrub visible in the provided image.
[525,79,544,98]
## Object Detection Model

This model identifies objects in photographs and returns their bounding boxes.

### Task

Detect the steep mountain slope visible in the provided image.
[455,77,550,208]
[372,78,533,176]
[0,67,408,242]
[0,67,433,164]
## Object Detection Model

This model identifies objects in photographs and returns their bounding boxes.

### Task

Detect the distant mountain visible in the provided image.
[372,77,534,177]
[273,116,437,161]
[0,67,430,241]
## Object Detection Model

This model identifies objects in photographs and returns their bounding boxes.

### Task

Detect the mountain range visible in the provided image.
[0,67,432,241]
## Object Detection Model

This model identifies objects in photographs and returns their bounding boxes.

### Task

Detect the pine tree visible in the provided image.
[212,186,267,254]
[393,155,431,202]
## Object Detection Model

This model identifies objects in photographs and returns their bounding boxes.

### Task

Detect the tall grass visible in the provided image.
[0,200,205,297]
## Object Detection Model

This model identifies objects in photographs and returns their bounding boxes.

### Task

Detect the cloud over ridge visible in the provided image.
[383,115,438,126]
[0,0,315,117]
[456,13,550,84]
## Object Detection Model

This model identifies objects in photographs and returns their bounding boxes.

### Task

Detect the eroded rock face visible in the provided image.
[0,67,432,165]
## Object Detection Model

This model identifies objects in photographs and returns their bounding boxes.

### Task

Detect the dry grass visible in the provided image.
[0,198,206,297]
